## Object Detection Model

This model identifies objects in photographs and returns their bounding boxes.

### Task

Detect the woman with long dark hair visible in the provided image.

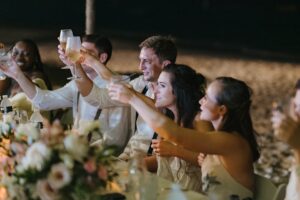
[109,76,259,199]
[151,64,211,192]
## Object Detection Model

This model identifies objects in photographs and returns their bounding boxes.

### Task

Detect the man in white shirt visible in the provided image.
[0,35,131,152]
[73,36,177,169]
[272,79,300,200]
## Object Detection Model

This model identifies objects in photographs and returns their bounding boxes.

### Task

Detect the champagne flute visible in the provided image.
[0,43,11,80]
[65,36,81,80]
[58,29,73,50]
[58,29,73,70]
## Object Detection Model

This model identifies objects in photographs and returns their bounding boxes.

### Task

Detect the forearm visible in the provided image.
[129,93,175,139]
[31,86,74,110]
[84,84,127,108]
[173,146,199,166]
[135,91,155,107]
[92,61,114,81]
[75,69,93,97]
[14,71,37,99]
[144,155,157,173]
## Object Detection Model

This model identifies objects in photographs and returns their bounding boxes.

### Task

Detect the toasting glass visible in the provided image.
[65,36,81,80]
[0,43,12,80]
[58,29,73,50]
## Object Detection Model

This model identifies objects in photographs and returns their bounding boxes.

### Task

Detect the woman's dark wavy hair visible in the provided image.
[214,77,260,161]
[162,64,206,128]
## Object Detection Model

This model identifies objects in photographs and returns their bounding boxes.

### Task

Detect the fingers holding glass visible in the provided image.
[108,83,134,104]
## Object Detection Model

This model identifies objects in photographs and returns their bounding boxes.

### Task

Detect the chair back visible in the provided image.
[254,174,277,200]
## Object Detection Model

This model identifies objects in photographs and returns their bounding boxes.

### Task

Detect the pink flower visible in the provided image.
[84,158,96,173]
[36,180,60,200]
[97,165,108,181]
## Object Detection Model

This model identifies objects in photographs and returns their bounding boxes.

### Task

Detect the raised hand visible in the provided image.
[197,153,206,166]
[108,83,134,104]
[151,139,177,157]
[290,97,300,121]
[271,111,300,148]
[57,44,73,67]
[80,49,98,69]
[0,59,22,79]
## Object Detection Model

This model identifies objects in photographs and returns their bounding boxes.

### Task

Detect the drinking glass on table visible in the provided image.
[58,29,73,50]
[65,36,82,80]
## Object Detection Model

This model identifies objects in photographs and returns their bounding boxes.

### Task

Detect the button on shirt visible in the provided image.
[30,76,131,150]
[83,75,155,160]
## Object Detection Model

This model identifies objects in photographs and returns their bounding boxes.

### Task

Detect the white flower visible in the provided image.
[36,180,60,200]
[20,142,52,171]
[1,174,27,200]
[59,153,74,169]
[64,134,88,161]
[48,163,72,190]
[78,120,100,136]
[15,123,39,144]
[0,121,11,136]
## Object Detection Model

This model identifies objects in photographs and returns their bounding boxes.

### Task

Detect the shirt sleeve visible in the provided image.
[83,83,127,108]
[31,82,75,110]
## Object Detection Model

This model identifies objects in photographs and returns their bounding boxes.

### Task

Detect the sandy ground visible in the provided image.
[2,28,300,184]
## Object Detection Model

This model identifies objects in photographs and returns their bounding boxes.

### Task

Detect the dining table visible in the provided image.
[112,158,209,200]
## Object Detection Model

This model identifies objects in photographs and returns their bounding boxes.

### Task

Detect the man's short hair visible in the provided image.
[82,34,112,64]
[139,35,177,64]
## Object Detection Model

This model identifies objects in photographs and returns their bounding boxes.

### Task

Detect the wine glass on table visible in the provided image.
[65,36,82,80]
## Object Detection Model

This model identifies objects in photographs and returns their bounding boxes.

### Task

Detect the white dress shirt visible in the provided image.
[83,75,155,160]
[285,164,300,200]
[31,76,131,150]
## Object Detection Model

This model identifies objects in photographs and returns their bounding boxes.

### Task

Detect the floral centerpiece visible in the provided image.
[0,119,118,200]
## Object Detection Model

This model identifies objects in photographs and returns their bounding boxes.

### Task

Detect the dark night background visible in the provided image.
[0,0,300,60]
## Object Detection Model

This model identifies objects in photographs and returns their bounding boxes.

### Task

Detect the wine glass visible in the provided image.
[58,29,73,51]
[58,29,73,70]
[0,43,9,80]
[65,36,81,80]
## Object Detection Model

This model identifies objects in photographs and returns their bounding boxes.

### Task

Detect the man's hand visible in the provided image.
[108,83,134,104]
[271,110,300,149]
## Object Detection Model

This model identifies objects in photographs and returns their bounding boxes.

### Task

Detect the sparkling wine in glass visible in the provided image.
[58,29,73,50]
[66,36,81,80]
[0,43,9,80]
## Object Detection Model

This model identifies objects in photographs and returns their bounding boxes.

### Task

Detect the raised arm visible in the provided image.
[0,60,37,98]
[73,63,94,97]
[152,139,199,165]
[151,118,213,166]
[109,83,246,155]
[80,52,114,81]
